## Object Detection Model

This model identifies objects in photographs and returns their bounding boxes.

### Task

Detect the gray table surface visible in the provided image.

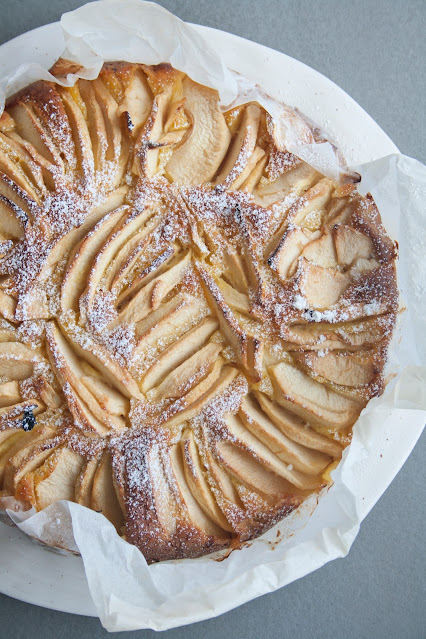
[0,1,425,637]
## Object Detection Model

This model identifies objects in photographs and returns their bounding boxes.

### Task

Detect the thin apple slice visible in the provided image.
[0,195,25,238]
[46,323,126,432]
[81,376,129,416]
[204,444,242,507]
[3,437,59,494]
[75,454,101,507]
[297,258,350,308]
[166,78,231,185]
[215,440,294,497]
[161,363,238,429]
[58,89,94,180]
[78,80,108,173]
[232,146,266,192]
[214,104,260,188]
[0,342,34,379]
[333,225,375,266]
[196,263,262,381]
[168,443,227,537]
[153,341,223,400]
[255,392,343,458]
[222,413,319,490]
[141,316,219,392]
[61,205,127,313]
[81,205,154,323]
[116,68,152,134]
[254,160,320,207]
[28,446,85,510]
[268,227,320,279]
[301,230,338,268]
[239,394,331,474]
[0,423,55,486]
[114,252,192,327]
[286,177,335,229]
[181,430,232,530]
[217,278,250,314]
[222,246,249,292]
[0,380,21,408]
[294,350,378,387]
[269,361,362,430]
[91,450,124,531]
[134,89,173,178]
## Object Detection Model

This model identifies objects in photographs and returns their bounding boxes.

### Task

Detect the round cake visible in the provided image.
[0,61,397,562]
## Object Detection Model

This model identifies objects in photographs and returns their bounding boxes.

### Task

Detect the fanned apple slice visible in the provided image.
[232,146,266,192]
[222,246,249,293]
[0,141,43,203]
[91,78,123,161]
[181,430,232,531]
[77,80,108,173]
[221,413,319,490]
[255,392,343,458]
[196,263,262,382]
[21,446,85,510]
[301,230,338,269]
[91,450,124,531]
[214,440,295,497]
[116,68,153,134]
[58,90,94,180]
[294,350,378,387]
[3,437,60,495]
[286,177,335,230]
[269,361,362,430]
[0,195,25,238]
[61,204,127,313]
[31,377,62,409]
[217,278,250,314]
[134,295,203,357]
[268,227,320,279]
[0,342,34,379]
[161,363,238,429]
[141,316,219,392]
[203,445,242,507]
[153,341,223,400]
[297,258,350,308]
[117,245,177,308]
[63,330,141,399]
[333,225,375,266]
[239,394,331,474]
[81,205,154,323]
[0,171,36,220]
[168,443,227,537]
[114,252,192,327]
[166,78,231,185]
[0,381,21,408]
[214,103,260,188]
[62,384,110,437]
[134,89,173,178]
[75,454,101,507]
[81,376,129,416]
[0,290,17,322]
[254,160,320,207]
[46,322,126,432]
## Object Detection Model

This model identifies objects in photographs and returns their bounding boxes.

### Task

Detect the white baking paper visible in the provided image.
[1,0,425,632]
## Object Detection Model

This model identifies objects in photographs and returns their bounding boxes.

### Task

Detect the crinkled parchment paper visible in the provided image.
[1,0,425,632]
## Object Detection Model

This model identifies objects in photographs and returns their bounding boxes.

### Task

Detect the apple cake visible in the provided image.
[0,62,397,562]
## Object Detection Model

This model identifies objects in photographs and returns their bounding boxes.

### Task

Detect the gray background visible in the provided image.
[0,1,425,637]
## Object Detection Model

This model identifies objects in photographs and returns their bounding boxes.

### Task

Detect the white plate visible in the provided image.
[0,20,404,618]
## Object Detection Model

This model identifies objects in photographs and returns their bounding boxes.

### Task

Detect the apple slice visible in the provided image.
[203,444,242,507]
[286,177,335,229]
[333,225,375,266]
[91,450,124,532]
[0,380,20,408]
[255,392,343,458]
[61,204,127,313]
[294,350,378,387]
[0,342,34,379]
[217,278,250,314]
[0,195,25,239]
[269,361,362,430]
[3,437,59,495]
[78,80,108,173]
[166,78,231,185]
[168,443,227,537]
[27,446,85,510]
[239,394,331,474]
[141,316,219,393]
[297,258,350,308]
[254,160,320,207]
[116,68,152,134]
[268,227,320,279]
[58,89,94,180]
[301,230,338,268]
[75,454,100,507]
[214,103,260,188]
[134,89,173,178]
[221,413,319,490]
[181,430,232,530]
[153,341,223,400]
[81,376,129,416]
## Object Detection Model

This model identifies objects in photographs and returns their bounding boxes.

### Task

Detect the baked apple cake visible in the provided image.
[0,62,397,562]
